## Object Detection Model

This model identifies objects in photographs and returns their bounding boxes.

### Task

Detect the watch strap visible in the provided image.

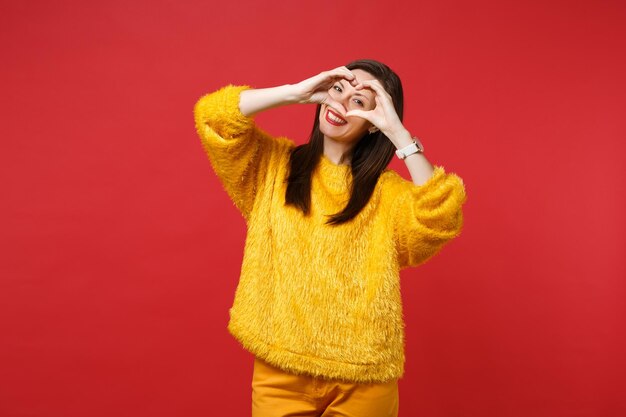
[395,137,424,160]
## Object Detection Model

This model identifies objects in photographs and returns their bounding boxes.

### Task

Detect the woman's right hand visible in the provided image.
[292,66,359,109]
[238,66,358,117]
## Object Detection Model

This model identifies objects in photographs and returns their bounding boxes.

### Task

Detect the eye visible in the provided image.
[333,85,342,92]
[353,99,364,107]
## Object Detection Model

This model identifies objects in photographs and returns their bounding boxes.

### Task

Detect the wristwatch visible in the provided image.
[395,137,424,160]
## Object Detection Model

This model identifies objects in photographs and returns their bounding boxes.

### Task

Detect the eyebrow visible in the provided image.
[338,80,372,101]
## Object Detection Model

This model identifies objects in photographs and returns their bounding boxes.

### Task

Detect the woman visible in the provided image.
[193,59,467,417]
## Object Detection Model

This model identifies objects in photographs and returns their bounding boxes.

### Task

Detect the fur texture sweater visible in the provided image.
[193,84,467,383]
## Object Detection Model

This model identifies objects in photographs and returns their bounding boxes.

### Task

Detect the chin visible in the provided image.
[320,126,345,140]
[322,132,361,145]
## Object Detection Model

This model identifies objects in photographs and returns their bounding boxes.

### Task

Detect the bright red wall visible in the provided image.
[1,0,624,416]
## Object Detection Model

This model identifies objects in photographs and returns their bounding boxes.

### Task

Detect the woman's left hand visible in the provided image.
[344,79,406,141]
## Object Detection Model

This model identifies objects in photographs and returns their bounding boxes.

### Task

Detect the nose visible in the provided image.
[330,87,354,115]
[339,86,355,106]
[325,97,347,117]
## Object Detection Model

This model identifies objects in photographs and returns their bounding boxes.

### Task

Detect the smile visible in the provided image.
[325,108,347,126]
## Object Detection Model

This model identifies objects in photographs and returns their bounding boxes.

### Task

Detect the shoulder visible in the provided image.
[253,130,296,173]
[260,132,296,160]
[378,169,413,196]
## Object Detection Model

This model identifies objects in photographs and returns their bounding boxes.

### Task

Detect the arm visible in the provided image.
[193,67,364,218]
[387,128,435,186]
[341,77,466,267]
[343,78,436,185]
[238,65,360,116]
[238,84,300,117]
[390,167,467,269]
[193,84,291,220]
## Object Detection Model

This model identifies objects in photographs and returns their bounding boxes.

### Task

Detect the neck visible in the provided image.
[323,136,355,165]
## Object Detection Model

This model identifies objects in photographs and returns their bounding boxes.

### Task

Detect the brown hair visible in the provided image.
[284,59,404,225]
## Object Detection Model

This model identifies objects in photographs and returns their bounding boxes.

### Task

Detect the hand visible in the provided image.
[344,79,405,138]
[292,66,359,111]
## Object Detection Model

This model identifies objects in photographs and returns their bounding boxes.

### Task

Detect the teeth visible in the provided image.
[328,110,346,124]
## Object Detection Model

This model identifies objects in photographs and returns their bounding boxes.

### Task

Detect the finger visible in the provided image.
[324,67,354,80]
[358,78,384,87]
[339,70,358,87]
[356,79,391,99]
[340,67,359,86]
[374,93,395,112]
[326,67,356,83]
[322,97,346,116]
[338,66,356,81]
[345,109,370,121]
[364,82,391,99]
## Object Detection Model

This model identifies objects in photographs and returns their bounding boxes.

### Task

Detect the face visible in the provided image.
[318,68,378,144]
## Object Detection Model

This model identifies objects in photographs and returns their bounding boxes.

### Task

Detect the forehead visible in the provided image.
[351,68,377,83]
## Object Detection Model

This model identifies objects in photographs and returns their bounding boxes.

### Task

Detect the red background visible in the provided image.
[1,0,625,416]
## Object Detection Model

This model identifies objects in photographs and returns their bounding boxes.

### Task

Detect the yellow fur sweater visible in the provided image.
[193,84,467,383]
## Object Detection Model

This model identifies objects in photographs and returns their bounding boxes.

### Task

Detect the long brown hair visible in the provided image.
[284,59,405,225]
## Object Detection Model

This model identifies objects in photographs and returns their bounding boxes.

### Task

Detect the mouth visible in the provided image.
[324,107,348,126]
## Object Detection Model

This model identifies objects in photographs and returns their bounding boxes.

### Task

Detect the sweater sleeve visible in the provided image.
[391,166,467,270]
[193,84,278,221]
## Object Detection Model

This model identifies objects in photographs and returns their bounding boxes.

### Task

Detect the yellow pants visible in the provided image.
[251,357,399,417]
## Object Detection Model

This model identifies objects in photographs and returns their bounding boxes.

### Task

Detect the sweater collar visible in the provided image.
[317,154,351,191]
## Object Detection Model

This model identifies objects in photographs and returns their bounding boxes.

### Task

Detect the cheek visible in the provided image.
[348,117,369,130]
[351,102,374,113]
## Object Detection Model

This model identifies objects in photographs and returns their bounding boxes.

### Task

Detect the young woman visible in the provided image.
[193,59,467,417]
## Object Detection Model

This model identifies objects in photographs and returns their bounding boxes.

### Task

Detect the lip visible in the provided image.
[325,107,347,126]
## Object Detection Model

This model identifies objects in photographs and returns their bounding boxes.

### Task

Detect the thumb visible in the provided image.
[345,110,368,120]
[322,97,342,111]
